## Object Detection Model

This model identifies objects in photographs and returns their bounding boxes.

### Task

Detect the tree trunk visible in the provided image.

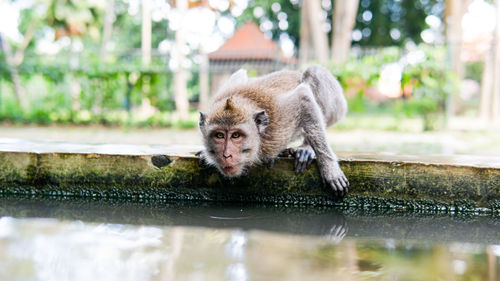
[331,0,359,64]
[173,0,189,119]
[299,1,311,66]
[0,34,29,111]
[299,0,329,65]
[444,0,469,79]
[199,48,209,112]
[444,0,470,126]
[479,0,500,125]
[100,0,115,61]
[480,48,493,121]
[307,0,329,63]
[492,0,500,124]
[0,20,36,112]
[141,0,152,65]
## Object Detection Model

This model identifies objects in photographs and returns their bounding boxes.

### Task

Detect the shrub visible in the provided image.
[330,45,457,131]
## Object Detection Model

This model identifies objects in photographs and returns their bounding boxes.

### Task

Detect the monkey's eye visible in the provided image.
[215,132,224,139]
[231,132,241,139]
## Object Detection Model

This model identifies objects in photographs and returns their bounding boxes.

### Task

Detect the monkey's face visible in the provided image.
[204,123,261,178]
[199,98,269,178]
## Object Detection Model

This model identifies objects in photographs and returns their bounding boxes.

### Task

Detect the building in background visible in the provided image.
[208,22,297,95]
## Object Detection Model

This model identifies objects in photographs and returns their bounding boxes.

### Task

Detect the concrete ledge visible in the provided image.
[0,139,499,215]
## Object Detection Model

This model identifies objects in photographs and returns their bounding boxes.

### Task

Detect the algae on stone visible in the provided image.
[0,149,498,214]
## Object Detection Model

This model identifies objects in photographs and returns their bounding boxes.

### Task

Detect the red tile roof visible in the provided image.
[208,22,296,64]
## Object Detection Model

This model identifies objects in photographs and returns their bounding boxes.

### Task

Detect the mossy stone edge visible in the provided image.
[0,151,498,215]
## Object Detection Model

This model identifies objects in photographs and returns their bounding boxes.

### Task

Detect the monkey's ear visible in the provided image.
[220,69,248,90]
[218,69,248,93]
[199,112,207,128]
[230,69,248,83]
[253,110,269,134]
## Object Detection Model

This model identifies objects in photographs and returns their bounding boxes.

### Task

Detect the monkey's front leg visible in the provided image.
[297,85,349,198]
[310,139,349,198]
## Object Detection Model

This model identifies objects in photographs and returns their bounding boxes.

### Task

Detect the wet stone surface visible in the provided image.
[0,139,499,215]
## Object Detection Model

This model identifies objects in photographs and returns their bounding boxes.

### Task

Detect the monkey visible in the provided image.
[198,65,349,197]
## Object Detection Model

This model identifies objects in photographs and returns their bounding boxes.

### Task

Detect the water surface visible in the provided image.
[0,197,498,281]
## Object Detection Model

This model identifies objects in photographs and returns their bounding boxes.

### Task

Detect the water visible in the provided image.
[0,196,498,281]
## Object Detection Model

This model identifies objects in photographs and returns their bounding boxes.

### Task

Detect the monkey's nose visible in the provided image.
[223,154,232,159]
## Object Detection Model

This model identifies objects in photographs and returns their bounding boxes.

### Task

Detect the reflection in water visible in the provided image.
[0,197,498,280]
[0,197,497,244]
[0,216,498,281]
[326,215,348,244]
[0,218,166,281]
[225,231,248,281]
[162,227,183,281]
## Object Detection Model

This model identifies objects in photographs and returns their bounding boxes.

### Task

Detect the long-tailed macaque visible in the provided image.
[198,66,349,197]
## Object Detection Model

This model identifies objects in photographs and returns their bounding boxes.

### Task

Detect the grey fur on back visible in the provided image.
[301,66,347,126]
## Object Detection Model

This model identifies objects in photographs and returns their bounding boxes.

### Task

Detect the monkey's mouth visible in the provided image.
[222,164,242,176]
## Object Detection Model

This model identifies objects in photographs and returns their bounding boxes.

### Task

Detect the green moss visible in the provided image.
[0,152,34,184]
[0,151,498,215]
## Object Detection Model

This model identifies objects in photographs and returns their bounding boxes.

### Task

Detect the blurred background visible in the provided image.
[0,0,499,156]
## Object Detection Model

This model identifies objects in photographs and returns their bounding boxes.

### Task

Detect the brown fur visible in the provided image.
[210,71,302,158]
[199,66,349,197]
[208,96,247,125]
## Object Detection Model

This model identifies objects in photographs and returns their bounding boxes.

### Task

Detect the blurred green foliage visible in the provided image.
[0,45,456,131]
[0,56,199,128]
[0,0,455,131]
[398,46,457,130]
[331,45,457,131]
[353,0,443,46]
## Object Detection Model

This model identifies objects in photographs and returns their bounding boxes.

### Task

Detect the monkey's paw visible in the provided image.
[292,147,316,174]
[278,147,315,174]
[294,147,315,174]
[322,167,349,198]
